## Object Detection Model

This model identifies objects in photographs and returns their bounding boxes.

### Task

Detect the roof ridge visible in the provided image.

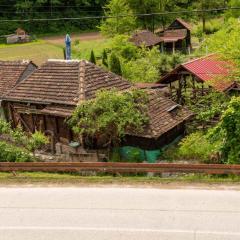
[182,53,217,66]
[78,60,86,104]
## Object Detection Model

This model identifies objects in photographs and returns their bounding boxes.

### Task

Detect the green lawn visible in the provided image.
[72,38,111,61]
[0,41,63,66]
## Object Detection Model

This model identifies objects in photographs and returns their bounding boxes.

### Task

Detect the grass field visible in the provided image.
[72,38,111,60]
[0,41,63,66]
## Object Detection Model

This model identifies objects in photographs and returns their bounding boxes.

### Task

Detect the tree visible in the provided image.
[109,52,122,76]
[68,89,149,157]
[102,49,108,67]
[209,97,240,164]
[99,0,136,37]
[89,50,96,64]
[193,0,225,33]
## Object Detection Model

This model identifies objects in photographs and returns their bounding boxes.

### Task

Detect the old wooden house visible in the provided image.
[5,28,31,44]
[129,30,162,48]
[3,59,192,160]
[0,60,37,118]
[158,54,239,104]
[158,18,192,53]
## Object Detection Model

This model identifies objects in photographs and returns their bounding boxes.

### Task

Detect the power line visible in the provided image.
[0,7,239,23]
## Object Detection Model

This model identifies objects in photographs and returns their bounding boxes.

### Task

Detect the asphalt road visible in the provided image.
[0,187,240,240]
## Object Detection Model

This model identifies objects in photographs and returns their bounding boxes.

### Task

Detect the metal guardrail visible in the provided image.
[0,162,240,174]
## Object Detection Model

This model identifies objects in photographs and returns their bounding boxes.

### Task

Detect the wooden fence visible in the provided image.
[1,162,240,174]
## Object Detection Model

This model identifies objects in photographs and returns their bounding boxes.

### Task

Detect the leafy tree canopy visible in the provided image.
[99,0,136,37]
[68,89,149,147]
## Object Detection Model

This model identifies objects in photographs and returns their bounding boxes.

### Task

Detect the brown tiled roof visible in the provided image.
[4,60,132,105]
[160,29,187,42]
[129,30,162,47]
[0,60,35,98]
[133,90,193,138]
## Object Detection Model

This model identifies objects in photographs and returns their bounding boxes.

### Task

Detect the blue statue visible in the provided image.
[65,34,71,60]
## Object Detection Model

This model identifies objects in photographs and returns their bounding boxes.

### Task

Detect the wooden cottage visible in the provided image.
[158,54,239,104]
[158,18,192,53]
[129,30,162,48]
[3,59,192,159]
[5,28,30,44]
[0,60,37,118]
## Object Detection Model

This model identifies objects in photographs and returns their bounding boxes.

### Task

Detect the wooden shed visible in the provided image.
[158,18,192,53]
[158,54,239,104]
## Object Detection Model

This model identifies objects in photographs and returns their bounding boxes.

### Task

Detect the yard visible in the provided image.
[0,41,63,66]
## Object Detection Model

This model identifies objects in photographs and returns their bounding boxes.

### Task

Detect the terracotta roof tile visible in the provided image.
[4,60,132,105]
[131,90,193,138]
[0,60,35,98]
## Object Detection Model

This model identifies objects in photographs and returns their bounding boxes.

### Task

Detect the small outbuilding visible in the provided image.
[158,54,239,104]
[5,28,31,44]
[158,18,192,53]
[129,30,162,48]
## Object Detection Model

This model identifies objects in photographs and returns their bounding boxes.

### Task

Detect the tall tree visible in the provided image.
[99,0,136,37]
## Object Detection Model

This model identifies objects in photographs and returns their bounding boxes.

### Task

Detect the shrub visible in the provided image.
[27,131,49,153]
[178,132,221,163]
[0,141,33,162]
[0,120,11,135]
[89,50,96,64]
[109,52,122,76]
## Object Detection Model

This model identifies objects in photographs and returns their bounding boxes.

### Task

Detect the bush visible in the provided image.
[0,141,33,162]
[178,132,221,163]
[0,120,11,135]
[27,131,49,153]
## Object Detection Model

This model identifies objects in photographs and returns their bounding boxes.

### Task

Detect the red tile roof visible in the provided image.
[160,54,237,92]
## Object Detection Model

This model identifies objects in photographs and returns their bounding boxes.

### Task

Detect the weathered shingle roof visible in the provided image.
[131,90,193,138]
[168,18,192,31]
[129,30,162,47]
[159,54,237,92]
[160,29,187,43]
[4,60,132,105]
[0,60,35,98]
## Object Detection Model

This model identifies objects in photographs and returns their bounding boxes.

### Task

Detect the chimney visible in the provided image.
[65,34,71,60]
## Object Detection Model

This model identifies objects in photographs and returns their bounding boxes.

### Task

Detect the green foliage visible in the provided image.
[200,18,240,68]
[178,132,221,163]
[0,120,11,135]
[192,18,223,38]
[99,0,136,37]
[109,52,122,76]
[89,50,96,64]
[186,92,229,131]
[225,0,240,19]
[0,141,33,162]
[209,97,240,164]
[123,48,185,83]
[27,131,49,153]
[68,89,149,147]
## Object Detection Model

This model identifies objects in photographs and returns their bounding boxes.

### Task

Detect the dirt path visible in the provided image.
[43,32,104,45]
